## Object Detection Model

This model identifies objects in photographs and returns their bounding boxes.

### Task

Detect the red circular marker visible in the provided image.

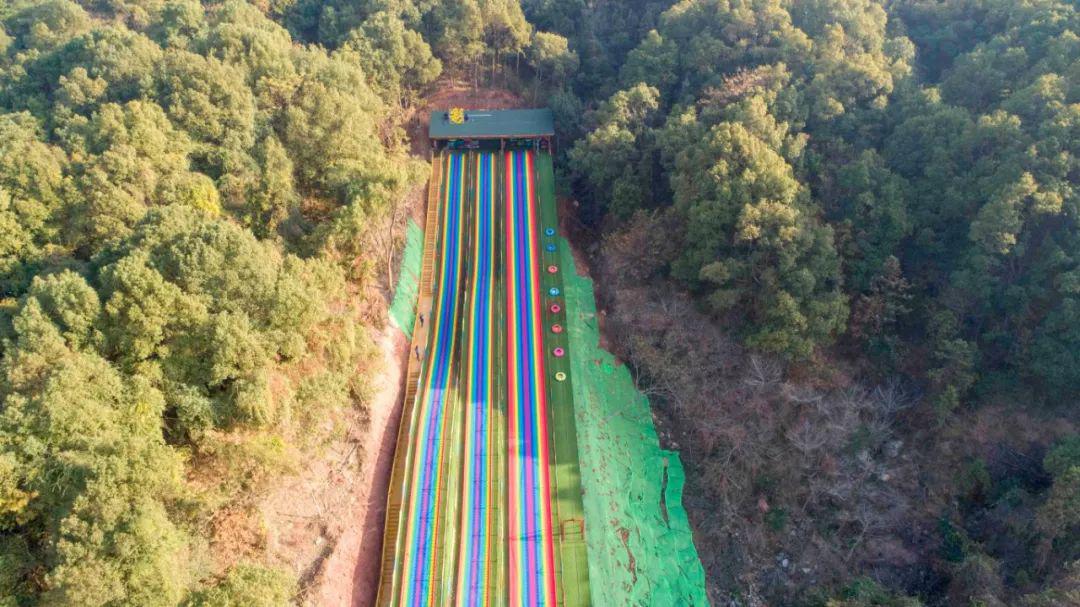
[549,303,561,314]
[551,324,563,334]
[553,347,565,357]
[547,265,558,274]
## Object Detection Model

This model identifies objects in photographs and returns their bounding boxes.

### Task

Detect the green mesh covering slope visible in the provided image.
[559,242,710,607]
[389,219,422,338]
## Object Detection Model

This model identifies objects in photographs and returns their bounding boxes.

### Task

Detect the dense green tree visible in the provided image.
[659,95,845,357]
[18,270,100,350]
[0,112,70,294]
[0,2,411,599]
[644,0,811,102]
[60,100,195,248]
[246,134,297,238]
[98,249,200,366]
[827,150,911,292]
[147,0,206,48]
[21,24,162,114]
[280,0,423,46]
[424,0,485,66]
[520,0,586,36]
[198,1,297,87]
[0,302,189,605]
[1037,436,1080,553]
[339,10,442,103]
[156,50,255,149]
[280,52,402,206]
[563,0,917,359]
[4,0,92,54]
[619,29,677,95]
[523,0,671,98]
[480,0,532,72]
[528,31,577,88]
[1028,295,1080,402]
[792,0,913,125]
[186,563,294,607]
[568,83,659,220]
[0,113,68,242]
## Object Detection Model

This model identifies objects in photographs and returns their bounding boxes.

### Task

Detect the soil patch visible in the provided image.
[404,79,528,156]
[301,327,408,606]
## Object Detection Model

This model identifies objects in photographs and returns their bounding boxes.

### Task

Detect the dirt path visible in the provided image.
[305,326,408,606]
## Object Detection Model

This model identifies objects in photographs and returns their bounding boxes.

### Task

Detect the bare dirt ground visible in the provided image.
[197,319,409,607]
[403,79,527,156]
[300,326,408,606]
[423,78,526,110]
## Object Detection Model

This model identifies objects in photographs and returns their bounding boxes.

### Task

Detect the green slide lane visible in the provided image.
[534,151,591,606]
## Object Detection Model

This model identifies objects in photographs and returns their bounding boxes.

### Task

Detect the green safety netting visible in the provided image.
[559,241,710,607]
[388,219,423,338]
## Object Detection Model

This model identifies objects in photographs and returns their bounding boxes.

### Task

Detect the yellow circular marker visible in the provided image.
[449,107,465,124]
[555,371,567,382]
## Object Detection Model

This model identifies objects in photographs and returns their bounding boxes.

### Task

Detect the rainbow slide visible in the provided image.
[454,151,504,606]
[505,150,558,606]
[396,151,466,606]
[379,148,581,606]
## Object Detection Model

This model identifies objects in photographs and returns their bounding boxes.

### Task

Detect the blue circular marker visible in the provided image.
[549,287,560,296]
[545,228,556,236]
[546,243,556,252]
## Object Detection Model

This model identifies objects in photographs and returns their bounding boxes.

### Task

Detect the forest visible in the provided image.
[0,0,1076,606]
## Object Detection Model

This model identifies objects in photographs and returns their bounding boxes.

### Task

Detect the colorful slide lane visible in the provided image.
[505,149,559,606]
[381,148,580,607]
[454,151,505,606]
[397,151,467,606]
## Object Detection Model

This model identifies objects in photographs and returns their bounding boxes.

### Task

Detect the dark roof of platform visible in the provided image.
[429,108,553,140]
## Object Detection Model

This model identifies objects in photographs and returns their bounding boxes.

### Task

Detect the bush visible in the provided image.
[186,563,295,607]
